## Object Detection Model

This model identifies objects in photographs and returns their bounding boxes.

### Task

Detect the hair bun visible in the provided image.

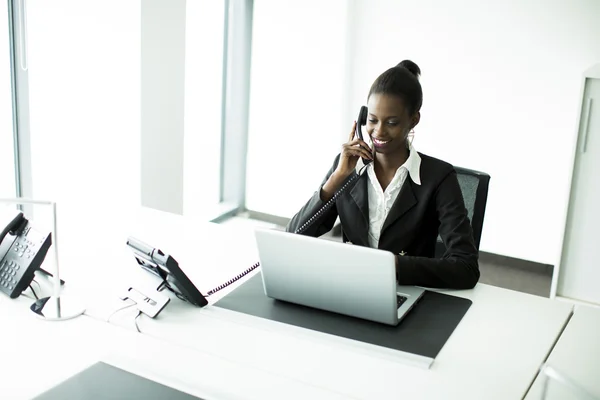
[397,60,421,80]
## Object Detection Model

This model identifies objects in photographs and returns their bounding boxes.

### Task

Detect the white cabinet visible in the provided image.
[555,65,600,305]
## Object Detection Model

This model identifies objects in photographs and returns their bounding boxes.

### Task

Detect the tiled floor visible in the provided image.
[221,216,553,298]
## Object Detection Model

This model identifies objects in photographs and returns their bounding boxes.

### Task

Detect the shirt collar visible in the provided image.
[364,144,421,186]
[356,144,421,186]
[404,144,421,185]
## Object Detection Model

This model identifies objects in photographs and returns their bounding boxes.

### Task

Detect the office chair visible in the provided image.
[435,166,490,258]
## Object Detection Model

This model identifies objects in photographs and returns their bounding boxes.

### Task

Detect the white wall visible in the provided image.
[141,0,225,218]
[141,0,186,215]
[346,0,600,264]
[239,0,600,264]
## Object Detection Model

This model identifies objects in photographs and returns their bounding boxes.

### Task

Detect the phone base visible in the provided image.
[120,286,170,318]
[30,295,85,321]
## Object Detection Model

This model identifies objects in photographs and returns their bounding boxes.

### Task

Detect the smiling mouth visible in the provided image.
[372,137,391,147]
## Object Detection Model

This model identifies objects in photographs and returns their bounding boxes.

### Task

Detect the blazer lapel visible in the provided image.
[349,172,369,244]
[381,180,417,235]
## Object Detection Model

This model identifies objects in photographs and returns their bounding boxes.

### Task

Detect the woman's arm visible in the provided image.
[395,170,480,289]
[287,121,372,236]
[286,154,348,237]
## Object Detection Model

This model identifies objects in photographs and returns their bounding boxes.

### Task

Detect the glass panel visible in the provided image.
[0,0,16,198]
[183,0,225,218]
[245,0,349,218]
[25,0,140,274]
[539,365,597,400]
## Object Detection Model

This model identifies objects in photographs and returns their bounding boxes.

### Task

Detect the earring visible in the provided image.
[407,129,415,148]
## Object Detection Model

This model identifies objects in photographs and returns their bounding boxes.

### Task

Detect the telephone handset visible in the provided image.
[355,105,372,165]
[0,210,26,244]
[204,107,372,298]
[0,210,52,298]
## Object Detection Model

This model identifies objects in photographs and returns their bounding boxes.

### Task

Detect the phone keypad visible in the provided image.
[22,234,40,260]
[13,241,32,259]
[0,260,20,291]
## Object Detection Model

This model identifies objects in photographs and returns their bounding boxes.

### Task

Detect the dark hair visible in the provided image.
[367,59,423,115]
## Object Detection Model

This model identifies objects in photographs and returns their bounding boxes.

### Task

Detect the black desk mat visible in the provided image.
[215,273,472,359]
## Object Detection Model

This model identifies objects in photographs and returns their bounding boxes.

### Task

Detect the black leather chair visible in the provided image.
[435,166,490,257]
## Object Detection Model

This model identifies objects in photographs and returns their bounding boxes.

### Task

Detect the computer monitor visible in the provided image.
[126,237,208,307]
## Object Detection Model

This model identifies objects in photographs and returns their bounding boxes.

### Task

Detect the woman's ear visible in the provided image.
[410,111,421,130]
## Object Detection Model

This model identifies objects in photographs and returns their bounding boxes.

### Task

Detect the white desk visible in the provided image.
[40,206,574,400]
[0,294,353,400]
[525,305,600,400]
[97,275,572,400]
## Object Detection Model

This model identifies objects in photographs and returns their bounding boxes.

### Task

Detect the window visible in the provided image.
[0,0,16,198]
[10,0,238,243]
[183,0,225,218]
[25,0,140,240]
[245,0,349,219]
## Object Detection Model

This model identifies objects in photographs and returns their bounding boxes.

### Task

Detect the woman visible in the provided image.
[286,60,479,289]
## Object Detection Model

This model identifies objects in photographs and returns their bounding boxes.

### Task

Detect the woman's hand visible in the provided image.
[334,121,373,178]
[320,122,373,203]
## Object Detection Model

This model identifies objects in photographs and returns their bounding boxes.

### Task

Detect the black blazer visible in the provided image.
[286,153,480,289]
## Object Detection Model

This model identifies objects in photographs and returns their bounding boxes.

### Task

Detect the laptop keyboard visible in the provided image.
[397,295,408,308]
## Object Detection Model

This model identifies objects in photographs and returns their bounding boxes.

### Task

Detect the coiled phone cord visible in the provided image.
[205,166,367,297]
[293,170,363,234]
[206,261,261,296]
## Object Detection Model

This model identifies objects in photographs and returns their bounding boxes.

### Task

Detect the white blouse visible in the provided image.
[366,145,422,248]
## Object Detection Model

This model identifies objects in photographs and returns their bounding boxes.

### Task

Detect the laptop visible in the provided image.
[254,229,425,326]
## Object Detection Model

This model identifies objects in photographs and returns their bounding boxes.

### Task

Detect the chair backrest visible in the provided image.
[435,166,490,257]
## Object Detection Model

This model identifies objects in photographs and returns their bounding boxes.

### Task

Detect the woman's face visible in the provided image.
[366,93,419,155]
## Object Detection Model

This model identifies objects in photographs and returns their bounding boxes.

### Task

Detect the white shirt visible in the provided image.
[366,145,422,248]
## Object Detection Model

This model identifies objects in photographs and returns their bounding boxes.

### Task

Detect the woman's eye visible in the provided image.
[368,119,377,124]
[387,121,398,126]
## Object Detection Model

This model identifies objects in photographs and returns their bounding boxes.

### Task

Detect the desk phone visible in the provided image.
[0,210,52,298]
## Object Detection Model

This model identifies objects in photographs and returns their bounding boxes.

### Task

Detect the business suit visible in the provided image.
[286,152,480,289]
